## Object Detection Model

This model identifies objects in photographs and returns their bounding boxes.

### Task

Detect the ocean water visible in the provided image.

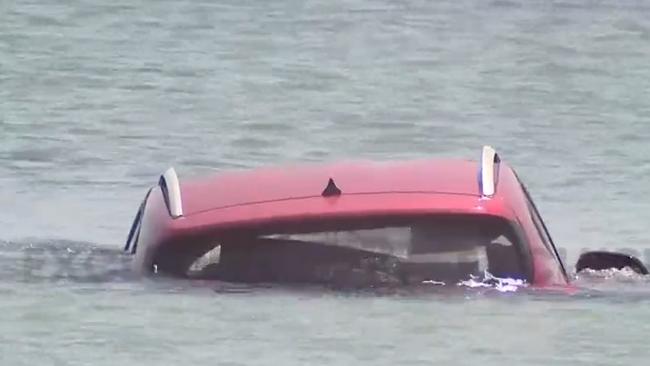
[3,0,650,364]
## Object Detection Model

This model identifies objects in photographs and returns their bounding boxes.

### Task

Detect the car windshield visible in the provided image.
[185,215,530,286]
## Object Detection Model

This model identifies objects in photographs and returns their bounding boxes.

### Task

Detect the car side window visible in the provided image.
[526,199,553,255]
[520,183,568,277]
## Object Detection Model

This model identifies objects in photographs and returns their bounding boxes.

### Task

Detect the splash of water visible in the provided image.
[456,270,528,292]
[573,267,649,283]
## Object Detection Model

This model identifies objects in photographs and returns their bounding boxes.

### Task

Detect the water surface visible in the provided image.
[3,0,650,364]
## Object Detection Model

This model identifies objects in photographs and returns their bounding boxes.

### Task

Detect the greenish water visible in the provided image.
[2,0,650,364]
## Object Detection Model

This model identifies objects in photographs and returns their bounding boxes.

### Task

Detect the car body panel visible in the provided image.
[180,159,482,215]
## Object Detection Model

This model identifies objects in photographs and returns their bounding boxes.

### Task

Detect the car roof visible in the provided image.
[179,159,504,216]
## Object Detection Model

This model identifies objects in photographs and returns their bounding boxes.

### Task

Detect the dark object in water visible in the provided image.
[575,251,649,275]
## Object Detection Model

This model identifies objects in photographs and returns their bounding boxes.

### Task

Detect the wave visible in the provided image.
[0,239,135,283]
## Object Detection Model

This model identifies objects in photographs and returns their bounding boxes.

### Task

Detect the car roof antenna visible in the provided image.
[322,178,342,197]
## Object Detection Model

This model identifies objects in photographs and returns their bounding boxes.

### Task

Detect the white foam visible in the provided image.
[421,280,446,286]
[457,270,528,292]
[574,267,646,281]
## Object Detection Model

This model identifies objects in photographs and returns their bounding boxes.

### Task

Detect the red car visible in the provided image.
[124,146,646,289]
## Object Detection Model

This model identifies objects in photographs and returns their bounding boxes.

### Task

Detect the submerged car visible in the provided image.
[124,146,646,288]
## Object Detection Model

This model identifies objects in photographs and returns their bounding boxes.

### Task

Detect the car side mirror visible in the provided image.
[575,251,648,275]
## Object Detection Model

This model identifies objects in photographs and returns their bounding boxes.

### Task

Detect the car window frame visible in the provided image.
[518,180,569,279]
